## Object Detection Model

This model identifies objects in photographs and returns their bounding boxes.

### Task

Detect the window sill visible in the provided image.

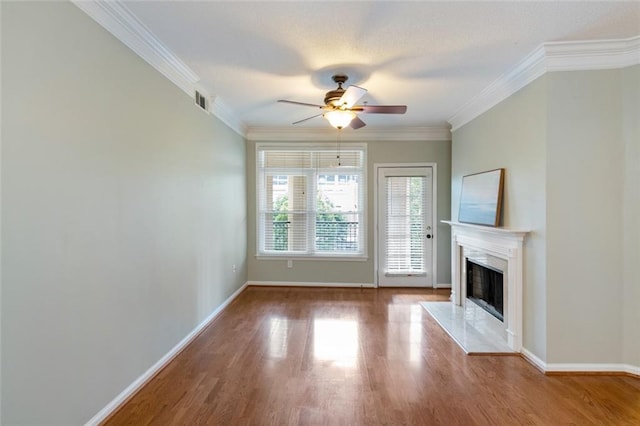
[385,272,427,277]
[255,254,368,262]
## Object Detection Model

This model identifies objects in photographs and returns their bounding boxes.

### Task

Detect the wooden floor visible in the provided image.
[106,287,640,425]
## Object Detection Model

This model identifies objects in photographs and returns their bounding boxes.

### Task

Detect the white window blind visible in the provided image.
[257,145,366,258]
[385,176,425,273]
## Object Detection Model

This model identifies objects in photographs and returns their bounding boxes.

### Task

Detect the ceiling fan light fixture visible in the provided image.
[279,74,406,130]
[324,110,356,130]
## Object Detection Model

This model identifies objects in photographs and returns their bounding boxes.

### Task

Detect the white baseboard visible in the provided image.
[545,363,640,376]
[248,281,450,289]
[85,282,248,426]
[521,347,546,372]
[624,364,640,377]
[248,280,376,288]
[520,347,640,377]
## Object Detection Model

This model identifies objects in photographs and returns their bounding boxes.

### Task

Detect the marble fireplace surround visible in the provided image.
[443,221,529,352]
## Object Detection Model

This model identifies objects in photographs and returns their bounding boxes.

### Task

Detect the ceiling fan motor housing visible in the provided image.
[324,74,349,106]
[324,89,345,106]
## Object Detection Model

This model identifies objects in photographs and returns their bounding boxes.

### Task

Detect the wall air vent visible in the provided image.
[195,90,208,112]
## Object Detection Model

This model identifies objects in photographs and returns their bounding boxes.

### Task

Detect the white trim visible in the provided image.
[545,36,640,72]
[85,282,248,426]
[373,164,380,288]
[211,96,248,137]
[431,164,438,289]
[448,47,546,131]
[72,1,247,138]
[72,0,198,95]
[434,283,452,289]
[255,143,368,259]
[443,220,529,352]
[521,347,546,373]
[374,163,438,288]
[247,126,451,142]
[449,36,640,131]
[442,221,529,239]
[255,141,369,150]
[545,363,640,376]
[255,255,368,262]
[72,3,638,139]
[624,364,640,377]
[520,348,640,377]
[248,281,375,288]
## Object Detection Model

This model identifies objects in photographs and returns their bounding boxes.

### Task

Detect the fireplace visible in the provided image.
[443,221,528,352]
[466,257,504,322]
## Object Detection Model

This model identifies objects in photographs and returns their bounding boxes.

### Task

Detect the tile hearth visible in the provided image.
[420,301,515,354]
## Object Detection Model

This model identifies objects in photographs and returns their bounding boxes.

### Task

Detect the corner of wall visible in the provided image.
[622,65,640,368]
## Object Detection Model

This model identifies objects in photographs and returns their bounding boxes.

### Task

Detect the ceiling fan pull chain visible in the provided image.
[337,130,342,167]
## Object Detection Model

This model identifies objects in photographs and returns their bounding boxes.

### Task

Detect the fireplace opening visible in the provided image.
[466,259,504,322]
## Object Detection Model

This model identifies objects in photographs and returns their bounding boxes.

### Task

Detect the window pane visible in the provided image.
[316,173,360,252]
[317,174,360,212]
[262,211,310,253]
[316,213,360,252]
[257,146,365,257]
[263,212,289,251]
[263,174,308,252]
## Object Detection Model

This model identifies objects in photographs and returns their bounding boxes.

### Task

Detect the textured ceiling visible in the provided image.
[123,1,640,130]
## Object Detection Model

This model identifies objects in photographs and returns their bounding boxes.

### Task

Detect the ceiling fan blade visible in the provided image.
[278,100,325,108]
[350,116,367,130]
[338,85,367,108]
[292,113,323,125]
[354,105,407,114]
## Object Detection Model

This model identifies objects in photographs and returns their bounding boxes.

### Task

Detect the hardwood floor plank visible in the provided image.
[104,287,640,425]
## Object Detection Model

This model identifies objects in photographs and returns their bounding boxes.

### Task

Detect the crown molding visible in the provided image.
[246,126,451,142]
[211,97,248,137]
[448,47,546,132]
[73,0,247,138]
[72,0,198,94]
[74,2,637,139]
[545,36,640,72]
[448,35,640,131]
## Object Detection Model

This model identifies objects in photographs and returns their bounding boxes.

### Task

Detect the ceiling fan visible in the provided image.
[278,74,407,130]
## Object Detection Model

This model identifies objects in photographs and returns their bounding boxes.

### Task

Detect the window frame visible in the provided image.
[255,143,368,261]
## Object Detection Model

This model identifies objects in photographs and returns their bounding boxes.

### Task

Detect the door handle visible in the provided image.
[426,234,432,239]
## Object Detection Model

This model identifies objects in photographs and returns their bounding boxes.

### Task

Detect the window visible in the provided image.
[257,144,366,258]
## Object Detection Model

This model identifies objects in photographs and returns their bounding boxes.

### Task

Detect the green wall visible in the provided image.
[622,65,640,368]
[452,66,640,367]
[545,69,625,363]
[246,139,452,286]
[1,2,247,423]
[452,76,548,359]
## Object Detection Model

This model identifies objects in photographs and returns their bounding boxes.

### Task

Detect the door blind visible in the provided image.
[385,176,426,274]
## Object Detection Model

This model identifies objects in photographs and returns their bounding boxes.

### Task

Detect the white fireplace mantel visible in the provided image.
[442,220,530,352]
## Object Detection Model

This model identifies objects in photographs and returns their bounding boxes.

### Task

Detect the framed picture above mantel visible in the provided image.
[458,168,504,227]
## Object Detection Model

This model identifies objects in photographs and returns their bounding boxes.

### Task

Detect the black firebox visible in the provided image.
[466,259,504,321]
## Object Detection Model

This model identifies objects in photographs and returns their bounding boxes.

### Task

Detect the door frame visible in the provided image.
[373,163,438,288]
